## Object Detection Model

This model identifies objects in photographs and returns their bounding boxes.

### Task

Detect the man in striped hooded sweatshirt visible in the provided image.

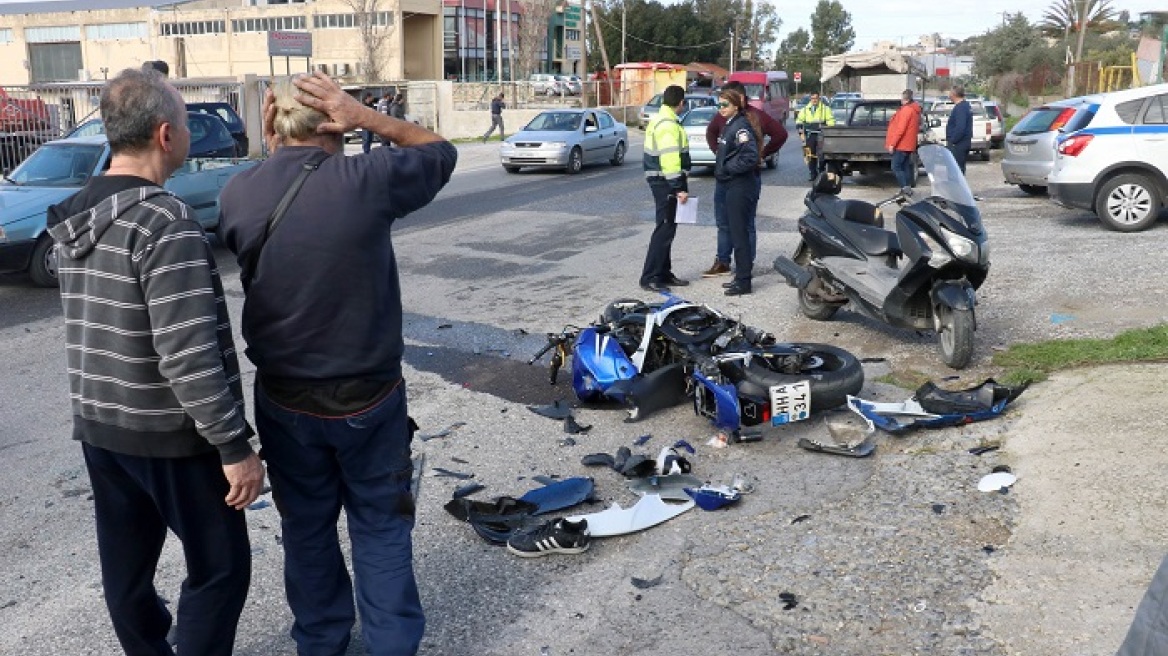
[46,67,265,656]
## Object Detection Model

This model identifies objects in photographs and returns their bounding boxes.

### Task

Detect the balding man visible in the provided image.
[47,67,264,655]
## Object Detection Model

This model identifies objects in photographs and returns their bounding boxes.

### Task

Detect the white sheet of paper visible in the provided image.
[674,196,699,224]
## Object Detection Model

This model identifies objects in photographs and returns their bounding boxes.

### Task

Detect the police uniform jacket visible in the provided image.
[715,112,759,183]
[643,104,690,191]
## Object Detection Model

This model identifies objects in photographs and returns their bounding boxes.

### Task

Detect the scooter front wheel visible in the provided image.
[799,286,840,321]
[938,307,975,369]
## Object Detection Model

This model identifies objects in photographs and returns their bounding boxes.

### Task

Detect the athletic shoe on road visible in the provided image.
[506,518,591,557]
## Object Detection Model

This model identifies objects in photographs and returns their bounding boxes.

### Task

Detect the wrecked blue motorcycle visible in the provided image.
[530,294,864,434]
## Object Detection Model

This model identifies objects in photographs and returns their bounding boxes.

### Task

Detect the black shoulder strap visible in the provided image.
[242,149,330,290]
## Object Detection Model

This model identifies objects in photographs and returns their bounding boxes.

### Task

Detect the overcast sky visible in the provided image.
[775,0,1165,51]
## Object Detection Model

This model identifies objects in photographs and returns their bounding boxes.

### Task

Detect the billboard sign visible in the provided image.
[268,31,313,58]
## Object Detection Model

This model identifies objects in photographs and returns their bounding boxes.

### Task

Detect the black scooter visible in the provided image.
[773,144,989,369]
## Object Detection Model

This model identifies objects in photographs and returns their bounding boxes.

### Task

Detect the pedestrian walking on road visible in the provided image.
[795,92,835,181]
[46,66,264,656]
[714,87,762,296]
[482,92,505,142]
[703,79,787,278]
[640,84,691,293]
[361,92,377,153]
[219,72,457,656]
[946,85,973,174]
[886,88,922,192]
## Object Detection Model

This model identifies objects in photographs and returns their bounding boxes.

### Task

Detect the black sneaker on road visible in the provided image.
[507,518,591,557]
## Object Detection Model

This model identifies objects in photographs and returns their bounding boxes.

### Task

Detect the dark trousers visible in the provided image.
[255,381,423,656]
[482,114,504,140]
[724,175,759,288]
[83,443,251,656]
[892,150,916,188]
[948,141,970,173]
[640,180,679,285]
[714,173,760,265]
[361,129,375,154]
[806,132,823,177]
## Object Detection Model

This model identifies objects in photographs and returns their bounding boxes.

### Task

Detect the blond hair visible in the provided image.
[271,76,328,140]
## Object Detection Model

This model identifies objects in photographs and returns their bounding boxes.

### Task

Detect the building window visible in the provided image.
[0,28,12,43]
[565,29,580,41]
[312,12,392,29]
[29,42,83,81]
[231,16,307,33]
[161,20,226,36]
[25,25,82,43]
[86,22,148,40]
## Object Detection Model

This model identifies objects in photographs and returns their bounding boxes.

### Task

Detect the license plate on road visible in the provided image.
[1008,143,1029,155]
[770,381,811,425]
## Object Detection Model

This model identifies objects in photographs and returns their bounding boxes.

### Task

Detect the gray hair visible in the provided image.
[902,89,914,101]
[101,68,185,155]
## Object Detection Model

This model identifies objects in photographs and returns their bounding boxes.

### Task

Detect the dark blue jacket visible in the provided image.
[714,112,759,183]
[490,98,504,115]
[219,142,457,383]
[946,100,973,147]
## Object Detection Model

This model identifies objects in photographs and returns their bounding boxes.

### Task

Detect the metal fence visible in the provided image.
[452,79,657,111]
[0,80,246,173]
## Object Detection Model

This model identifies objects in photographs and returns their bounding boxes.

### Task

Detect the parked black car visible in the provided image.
[186,102,248,156]
[186,112,238,158]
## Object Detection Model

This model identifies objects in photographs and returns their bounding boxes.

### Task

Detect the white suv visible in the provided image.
[1048,83,1168,231]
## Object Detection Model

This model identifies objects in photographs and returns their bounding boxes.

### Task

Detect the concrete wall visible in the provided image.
[431,80,641,139]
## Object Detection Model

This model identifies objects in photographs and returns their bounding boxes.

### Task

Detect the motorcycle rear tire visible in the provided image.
[798,287,840,321]
[733,343,863,413]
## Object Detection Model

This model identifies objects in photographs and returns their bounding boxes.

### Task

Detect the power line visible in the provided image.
[591,11,731,50]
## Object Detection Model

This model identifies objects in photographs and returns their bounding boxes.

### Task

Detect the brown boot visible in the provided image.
[701,260,731,277]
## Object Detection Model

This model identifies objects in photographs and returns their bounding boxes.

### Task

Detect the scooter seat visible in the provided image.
[813,196,884,228]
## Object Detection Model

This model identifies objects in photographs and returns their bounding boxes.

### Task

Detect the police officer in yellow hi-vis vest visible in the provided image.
[795,91,835,181]
[640,85,692,292]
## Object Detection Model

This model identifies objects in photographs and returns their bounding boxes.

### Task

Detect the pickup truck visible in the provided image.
[0,88,54,174]
[0,135,258,287]
[818,99,923,183]
[922,99,993,161]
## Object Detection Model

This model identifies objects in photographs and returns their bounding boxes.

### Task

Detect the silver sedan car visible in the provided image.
[1001,96,1099,195]
[500,109,628,174]
[680,106,718,168]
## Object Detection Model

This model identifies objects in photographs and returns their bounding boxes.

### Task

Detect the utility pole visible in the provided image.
[459,0,466,80]
[506,0,514,84]
[588,0,615,111]
[728,27,735,74]
[495,0,503,85]
[621,0,626,66]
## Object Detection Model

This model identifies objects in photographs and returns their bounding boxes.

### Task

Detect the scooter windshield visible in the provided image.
[918,144,976,209]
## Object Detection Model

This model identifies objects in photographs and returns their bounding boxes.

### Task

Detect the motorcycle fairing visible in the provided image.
[846,379,1027,434]
[629,301,701,371]
[571,326,638,402]
[614,363,690,422]
[692,370,741,431]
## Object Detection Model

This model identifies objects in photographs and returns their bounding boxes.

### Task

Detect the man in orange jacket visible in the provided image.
[885,89,922,192]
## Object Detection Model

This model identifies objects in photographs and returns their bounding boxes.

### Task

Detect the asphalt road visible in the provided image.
[5,130,1168,655]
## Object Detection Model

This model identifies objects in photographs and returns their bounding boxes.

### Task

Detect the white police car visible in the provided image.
[1048,83,1168,231]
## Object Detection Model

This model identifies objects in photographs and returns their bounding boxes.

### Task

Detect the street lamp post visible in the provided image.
[728,28,735,74]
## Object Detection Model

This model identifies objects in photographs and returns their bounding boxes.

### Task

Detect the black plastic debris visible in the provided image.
[532,475,560,485]
[564,416,592,434]
[452,483,485,499]
[983,545,996,554]
[968,446,1000,456]
[528,400,573,420]
[991,465,1013,474]
[431,467,475,480]
[581,453,616,469]
[779,591,798,610]
[444,497,539,545]
[631,575,664,589]
[560,437,577,447]
[620,455,656,478]
[633,434,652,446]
[613,446,631,472]
[451,456,470,464]
[437,323,453,330]
[417,421,467,441]
[932,504,946,515]
[791,514,811,524]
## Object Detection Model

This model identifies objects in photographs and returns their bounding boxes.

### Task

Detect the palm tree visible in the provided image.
[1041,0,1119,41]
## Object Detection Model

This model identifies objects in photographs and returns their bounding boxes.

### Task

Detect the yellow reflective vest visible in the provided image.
[643,104,690,187]
[796,102,835,129]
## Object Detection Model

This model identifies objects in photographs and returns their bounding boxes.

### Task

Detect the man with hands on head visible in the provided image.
[219,72,456,656]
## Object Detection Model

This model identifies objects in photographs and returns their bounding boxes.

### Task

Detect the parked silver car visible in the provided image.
[557,75,582,95]
[680,106,718,168]
[500,109,628,174]
[530,73,566,96]
[639,93,717,125]
[1000,95,1099,196]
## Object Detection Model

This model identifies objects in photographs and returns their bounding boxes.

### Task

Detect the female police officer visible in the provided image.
[714,88,761,296]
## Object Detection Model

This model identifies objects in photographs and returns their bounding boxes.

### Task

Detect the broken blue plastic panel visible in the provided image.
[692,370,741,431]
[684,485,742,511]
[518,476,595,515]
[571,326,638,402]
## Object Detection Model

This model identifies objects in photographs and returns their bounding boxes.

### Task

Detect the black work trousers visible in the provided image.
[640,180,681,286]
[724,174,760,289]
[83,443,251,656]
[806,132,824,177]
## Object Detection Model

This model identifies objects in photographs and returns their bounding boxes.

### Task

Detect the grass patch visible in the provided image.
[1004,115,1022,134]
[993,324,1168,384]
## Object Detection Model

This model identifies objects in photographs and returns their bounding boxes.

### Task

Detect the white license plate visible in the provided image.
[770,381,811,425]
[1008,143,1029,155]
